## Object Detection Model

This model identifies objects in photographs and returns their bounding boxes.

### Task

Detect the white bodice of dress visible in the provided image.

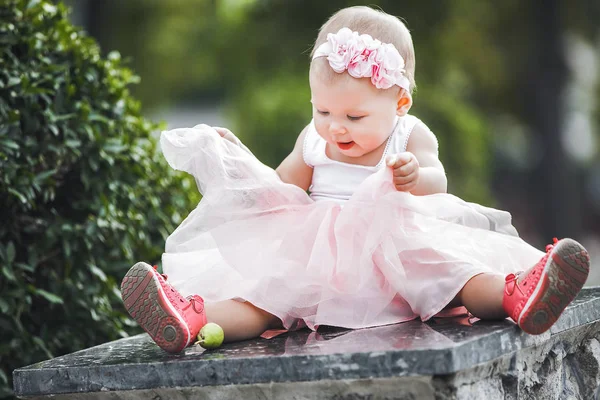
[303,114,423,202]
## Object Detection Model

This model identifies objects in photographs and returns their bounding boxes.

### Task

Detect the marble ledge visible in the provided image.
[13,287,600,398]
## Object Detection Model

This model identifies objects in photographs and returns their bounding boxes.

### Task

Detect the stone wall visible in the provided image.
[14,288,600,400]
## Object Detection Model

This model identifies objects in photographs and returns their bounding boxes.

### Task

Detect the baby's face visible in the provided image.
[310,73,399,160]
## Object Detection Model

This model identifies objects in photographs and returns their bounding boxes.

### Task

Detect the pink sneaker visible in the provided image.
[503,238,590,335]
[121,262,207,353]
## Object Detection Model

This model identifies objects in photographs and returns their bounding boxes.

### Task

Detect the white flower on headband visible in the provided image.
[313,27,410,91]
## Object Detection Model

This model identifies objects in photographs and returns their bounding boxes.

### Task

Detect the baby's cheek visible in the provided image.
[313,123,327,140]
[354,128,372,141]
[364,130,388,148]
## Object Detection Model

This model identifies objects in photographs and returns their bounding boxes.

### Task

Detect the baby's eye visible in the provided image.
[317,110,330,116]
[347,115,364,121]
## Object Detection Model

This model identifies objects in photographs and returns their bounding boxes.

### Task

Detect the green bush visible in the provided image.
[0,1,198,398]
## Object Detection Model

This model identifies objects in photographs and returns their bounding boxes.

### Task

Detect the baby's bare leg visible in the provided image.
[449,273,507,320]
[206,300,283,343]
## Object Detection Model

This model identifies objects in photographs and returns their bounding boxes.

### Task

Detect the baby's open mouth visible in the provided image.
[337,141,355,150]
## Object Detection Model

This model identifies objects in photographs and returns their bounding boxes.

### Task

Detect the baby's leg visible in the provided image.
[449,238,589,335]
[450,274,507,320]
[122,262,283,353]
[206,300,283,342]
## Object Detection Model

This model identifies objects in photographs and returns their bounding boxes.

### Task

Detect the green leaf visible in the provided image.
[0,139,19,150]
[1,265,15,282]
[63,239,71,258]
[89,113,109,123]
[48,124,59,135]
[8,188,27,204]
[35,289,64,305]
[54,113,76,121]
[65,139,81,148]
[42,3,57,14]
[107,51,121,61]
[34,169,57,183]
[32,336,53,359]
[90,264,107,282]
[103,140,126,153]
[27,0,42,10]
[15,262,36,272]
[6,242,15,263]
[0,298,9,314]
[7,76,21,86]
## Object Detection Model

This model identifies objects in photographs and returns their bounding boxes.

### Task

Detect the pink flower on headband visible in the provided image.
[371,43,406,89]
[313,27,410,91]
[326,27,358,73]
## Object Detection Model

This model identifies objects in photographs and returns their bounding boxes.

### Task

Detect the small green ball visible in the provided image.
[196,323,224,350]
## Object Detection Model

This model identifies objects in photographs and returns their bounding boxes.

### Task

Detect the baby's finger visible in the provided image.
[395,152,413,166]
[214,127,242,145]
[386,154,399,167]
[395,181,417,192]
[395,159,418,177]
[393,171,417,185]
[213,126,232,137]
[212,126,254,155]
[392,156,417,176]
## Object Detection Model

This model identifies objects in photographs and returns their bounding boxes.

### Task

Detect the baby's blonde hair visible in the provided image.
[310,6,416,94]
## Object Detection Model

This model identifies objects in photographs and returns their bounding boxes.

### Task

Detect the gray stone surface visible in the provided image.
[13,288,600,399]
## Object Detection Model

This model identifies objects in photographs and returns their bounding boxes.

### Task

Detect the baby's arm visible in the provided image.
[387,122,447,195]
[408,122,447,195]
[275,125,313,190]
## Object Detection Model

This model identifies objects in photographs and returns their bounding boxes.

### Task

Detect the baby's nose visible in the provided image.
[329,122,347,135]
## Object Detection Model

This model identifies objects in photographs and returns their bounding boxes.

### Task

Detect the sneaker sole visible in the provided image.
[519,239,590,335]
[121,262,191,353]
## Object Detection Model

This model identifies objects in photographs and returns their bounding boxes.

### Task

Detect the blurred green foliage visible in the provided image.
[92,0,510,204]
[81,0,600,209]
[0,1,199,398]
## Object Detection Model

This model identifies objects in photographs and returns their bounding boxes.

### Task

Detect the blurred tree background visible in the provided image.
[71,0,600,246]
[2,0,600,399]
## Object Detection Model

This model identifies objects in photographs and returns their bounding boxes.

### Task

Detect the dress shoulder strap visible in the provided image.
[389,114,423,154]
[302,120,325,168]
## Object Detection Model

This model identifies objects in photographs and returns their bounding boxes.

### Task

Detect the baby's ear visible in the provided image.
[396,90,412,116]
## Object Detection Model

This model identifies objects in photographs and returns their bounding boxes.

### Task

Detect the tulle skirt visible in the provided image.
[160,125,544,330]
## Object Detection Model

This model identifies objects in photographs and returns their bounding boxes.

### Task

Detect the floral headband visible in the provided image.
[312,27,410,91]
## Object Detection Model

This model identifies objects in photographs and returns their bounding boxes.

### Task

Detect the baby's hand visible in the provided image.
[213,127,240,145]
[213,127,253,155]
[386,152,420,192]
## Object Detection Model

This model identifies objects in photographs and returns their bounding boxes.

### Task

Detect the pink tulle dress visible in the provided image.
[160,115,544,331]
